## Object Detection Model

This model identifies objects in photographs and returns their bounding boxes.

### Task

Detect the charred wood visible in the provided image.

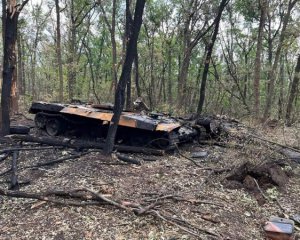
[8,135,165,156]
[115,153,141,165]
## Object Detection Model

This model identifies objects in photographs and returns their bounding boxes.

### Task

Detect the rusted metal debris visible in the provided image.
[29,101,198,149]
[264,216,294,240]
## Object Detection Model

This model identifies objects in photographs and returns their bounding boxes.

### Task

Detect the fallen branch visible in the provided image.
[0,153,9,163]
[0,146,61,155]
[25,152,89,169]
[0,168,12,177]
[8,135,165,156]
[76,188,129,211]
[175,144,201,167]
[115,153,141,165]
[249,133,300,153]
[0,187,218,239]
[0,188,102,206]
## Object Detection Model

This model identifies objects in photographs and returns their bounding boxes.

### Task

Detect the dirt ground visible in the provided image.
[0,117,300,240]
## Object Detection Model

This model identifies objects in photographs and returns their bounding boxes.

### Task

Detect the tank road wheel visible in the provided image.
[46,118,64,136]
[35,113,47,129]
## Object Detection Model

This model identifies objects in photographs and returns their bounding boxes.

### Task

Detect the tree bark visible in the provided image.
[1,0,28,135]
[67,0,76,101]
[2,0,6,44]
[134,50,141,97]
[55,0,64,102]
[17,32,25,95]
[253,0,266,117]
[278,55,285,119]
[197,0,229,114]
[125,0,133,109]
[285,54,300,126]
[167,42,173,104]
[104,0,145,154]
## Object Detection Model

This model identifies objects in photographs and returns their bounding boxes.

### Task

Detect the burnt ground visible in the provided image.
[0,116,300,240]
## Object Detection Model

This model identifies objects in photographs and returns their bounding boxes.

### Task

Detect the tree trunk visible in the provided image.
[125,0,133,109]
[253,0,266,117]
[10,62,18,113]
[104,0,145,154]
[17,32,24,95]
[286,54,300,126]
[1,1,28,135]
[197,0,228,114]
[134,50,141,97]
[263,0,298,120]
[2,0,6,44]
[177,50,192,107]
[167,43,173,104]
[111,0,118,92]
[67,0,76,101]
[55,0,64,102]
[278,55,285,120]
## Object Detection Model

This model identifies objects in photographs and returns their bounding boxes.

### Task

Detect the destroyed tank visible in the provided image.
[29,101,197,149]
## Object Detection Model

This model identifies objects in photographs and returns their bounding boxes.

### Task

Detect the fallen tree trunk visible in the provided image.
[7,135,165,156]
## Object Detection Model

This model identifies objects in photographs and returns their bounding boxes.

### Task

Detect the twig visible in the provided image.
[0,168,12,177]
[149,210,202,238]
[253,178,268,201]
[175,144,202,167]
[249,133,300,153]
[164,214,220,237]
[0,187,219,239]
[75,188,129,211]
[0,153,9,163]
[134,202,160,215]
[144,194,225,207]
[24,152,91,169]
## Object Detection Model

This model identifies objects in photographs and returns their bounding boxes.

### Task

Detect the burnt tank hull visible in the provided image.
[29,101,197,148]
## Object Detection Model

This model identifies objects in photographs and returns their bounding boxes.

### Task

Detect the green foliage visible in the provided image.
[10,0,300,121]
[234,0,259,22]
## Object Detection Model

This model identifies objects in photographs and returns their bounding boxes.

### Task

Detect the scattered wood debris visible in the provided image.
[0,114,299,239]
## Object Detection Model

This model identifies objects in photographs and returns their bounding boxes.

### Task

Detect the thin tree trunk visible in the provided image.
[253,0,266,117]
[55,0,64,102]
[67,0,76,101]
[197,0,229,114]
[17,32,24,95]
[104,0,145,154]
[167,43,173,104]
[286,54,300,126]
[111,0,117,92]
[125,0,133,109]
[278,55,284,119]
[2,0,6,44]
[134,51,141,97]
[177,50,191,107]
[11,61,18,113]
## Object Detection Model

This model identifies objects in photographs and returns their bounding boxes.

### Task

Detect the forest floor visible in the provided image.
[0,115,300,240]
